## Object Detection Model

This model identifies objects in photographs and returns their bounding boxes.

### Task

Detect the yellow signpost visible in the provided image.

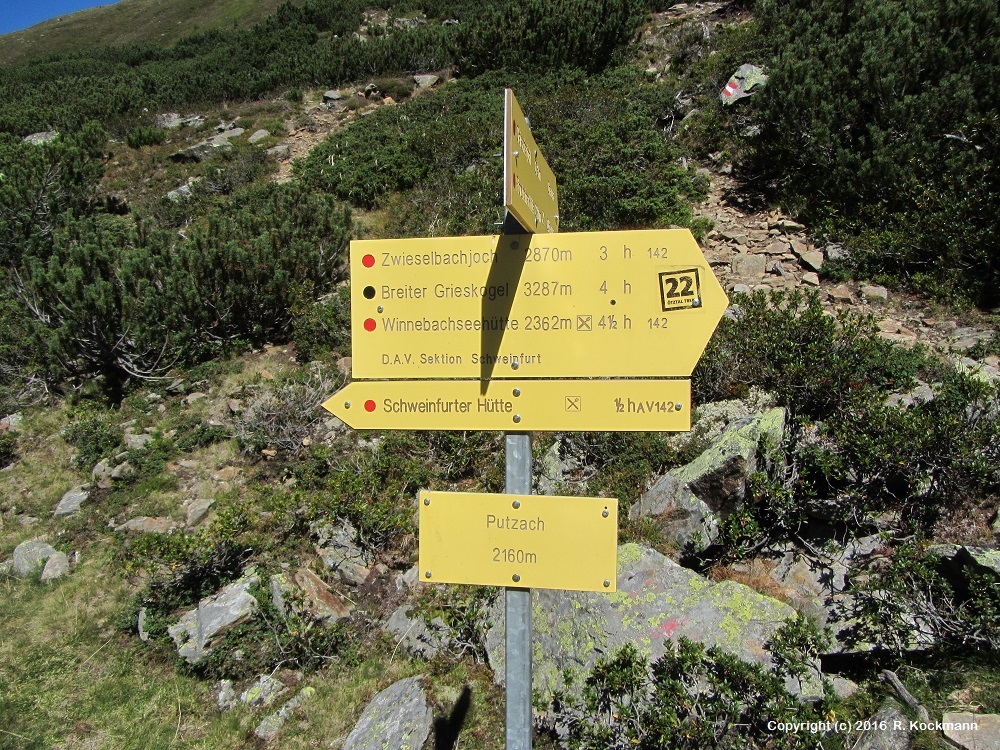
[419,491,618,591]
[323,378,690,432]
[504,89,559,233]
[348,229,728,380]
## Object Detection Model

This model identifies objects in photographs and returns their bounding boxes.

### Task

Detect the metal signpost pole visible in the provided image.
[505,431,532,750]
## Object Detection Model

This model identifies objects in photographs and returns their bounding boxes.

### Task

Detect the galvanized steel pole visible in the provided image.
[505,431,532,750]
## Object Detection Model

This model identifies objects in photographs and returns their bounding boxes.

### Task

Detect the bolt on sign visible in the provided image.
[347,229,727,383]
[505,89,559,233]
[419,492,618,592]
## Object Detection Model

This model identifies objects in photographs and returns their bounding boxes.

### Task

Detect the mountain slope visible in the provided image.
[0,0,297,67]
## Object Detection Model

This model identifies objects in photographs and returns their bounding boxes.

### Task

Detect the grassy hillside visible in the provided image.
[0,0,297,68]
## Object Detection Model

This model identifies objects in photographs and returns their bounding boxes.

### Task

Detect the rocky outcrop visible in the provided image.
[629,406,785,550]
[168,571,260,664]
[270,568,354,624]
[342,676,432,750]
[385,605,451,659]
[484,544,820,706]
[314,521,372,586]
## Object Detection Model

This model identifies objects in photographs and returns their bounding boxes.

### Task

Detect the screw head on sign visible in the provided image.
[512,500,520,509]
[425,571,432,579]
[377,306,384,313]
[362,254,375,268]
[364,318,376,332]
[602,508,609,518]
[692,298,702,308]
[423,497,430,505]
[513,415,521,424]
[344,401,351,409]
[511,241,519,250]
[512,574,521,583]
[511,361,519,370]
[603,580,611,588]
[512,388,521,397]
[676,403,684,411]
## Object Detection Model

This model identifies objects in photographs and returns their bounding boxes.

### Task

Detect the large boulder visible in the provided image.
[630,407,785,550]
[855,700,910,750]
[484,544,819,707]
[12,539,57,577]
[168,571,260,664]
[343,676,432,750]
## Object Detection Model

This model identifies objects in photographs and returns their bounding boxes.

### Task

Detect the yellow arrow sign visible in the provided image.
[350,229,727,380]
[504,89,559,233]
[419,491,618,591]
[321,379,690,432]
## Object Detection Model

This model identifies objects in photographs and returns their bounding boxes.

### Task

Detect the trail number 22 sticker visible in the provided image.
[659,269,702,311]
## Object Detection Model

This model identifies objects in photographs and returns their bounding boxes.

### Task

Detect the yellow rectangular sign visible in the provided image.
[419,491,618,591]
[323,378,690,432]
[350,230,728,380]
[504,89,559,233]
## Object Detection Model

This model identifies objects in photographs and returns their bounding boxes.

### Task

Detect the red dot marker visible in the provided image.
[362,254,375,268]
[364,400,376,412]
[364,318,376,332]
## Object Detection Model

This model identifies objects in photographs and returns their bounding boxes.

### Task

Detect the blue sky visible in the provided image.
[0,1,119,36]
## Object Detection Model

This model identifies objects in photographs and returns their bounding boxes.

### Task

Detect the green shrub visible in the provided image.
[0,430,17,468]
[374,77,414,101]
[291,284,352,362]
[848,543,1000,655]
[125,126,165,149]
[746,0,1000,305]
[551,636,824,749]
[63,408,124,471]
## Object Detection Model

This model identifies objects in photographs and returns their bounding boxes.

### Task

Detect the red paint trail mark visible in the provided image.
[362,254,375,268]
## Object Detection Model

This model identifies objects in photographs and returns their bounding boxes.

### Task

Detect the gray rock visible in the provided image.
[110,461,135,481]
[943,712,1000,750]
[798,250,825,272]
[830,675,859,699]
[0,412,23,429]
[266,144,290,160]
[824,243,850,262]
[23,131,59,145]
[272,568,354,623]
[248,129,270,145]
[764,239,789,255]
[0,560,12,576]
[168,571,260,664]
[217,680,237,711]
[255,686,316,741]
[315,522,372,586]
[54,485,90,517]
[125,433,153,451]
[343,676,432,750]
[117,516,174,534]
[323,89,343,101]
[214,128,245,141]
[413,74,439,88]
[485,544,819,705]
[138,607,151,642]
[240,675,288,708]
[156,113,182,129]
[170,138,232,162]
[40,551,70,582]
[385,605,450,660]
[166,178,199,202]
[828,284,854,303]
[185,498,215,528]
[395,565,419,592]
[885,381,935,408]
[630,408,785,550]
[731,253,767,278]
[801,272,820,286]
[855,699,909,750]
[12,539,56,577]
[89,459,115,487]
[861,284,889,304]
